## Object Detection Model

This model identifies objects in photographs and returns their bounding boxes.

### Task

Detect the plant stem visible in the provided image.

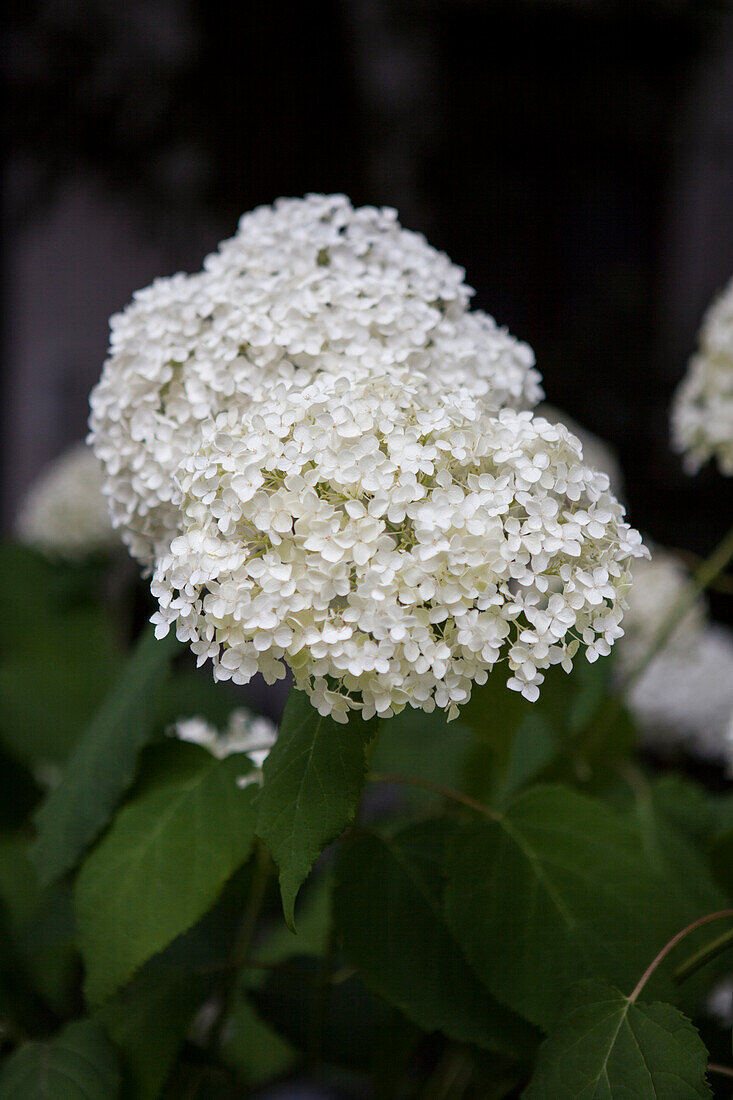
[368,771,501,820]
[629,909,733,1003]
[207,839,272,1053]
[673,924,733,985]
[708,1064,733,1080]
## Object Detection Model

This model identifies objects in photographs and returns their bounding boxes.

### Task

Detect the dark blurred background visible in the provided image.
[4,0,733,590]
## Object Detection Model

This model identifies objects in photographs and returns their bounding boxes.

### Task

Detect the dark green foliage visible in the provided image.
[75,742,257,1003]
[0,545,122,769]
[3,539,733,1098]
[335,821,538,1055]
[0,1020,121,1099]
[256,689,377,926]
[32,629,181,885]
[444,785,696,1028]
[523,981,712,1098]
[710,829,733,900]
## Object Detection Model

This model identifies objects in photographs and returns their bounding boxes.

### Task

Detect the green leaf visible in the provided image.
[0,543,122,768]
[711,828,733,900]
[32,628,180,885]
[247,872,332,979]
[0,605,121,767]
[255,689,376,927]
[75,742,257,1004]
[647,775,733,846]
[0,1019,122,1099]
[371,707,476,811]
[335,820,538,1056]
[624,781,728,918]
[444,785,690,1029]
[0,834,79,1017]
[221,997,297,1087]
[250,954,406,1074]
[523,980,712,1099]
[95,969,208,1100]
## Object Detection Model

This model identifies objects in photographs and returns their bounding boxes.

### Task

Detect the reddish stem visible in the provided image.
[629,909,733,1003]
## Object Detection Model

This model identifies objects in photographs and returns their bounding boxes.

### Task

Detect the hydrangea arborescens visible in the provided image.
[15,442,116,560]
[672,274,733,475]
[150,367,647,721]
[171,708,277,770]
[89,194,541,567]
[537,404,625,499]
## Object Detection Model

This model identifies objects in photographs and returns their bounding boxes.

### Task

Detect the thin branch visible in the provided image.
[708,1063,733,1080]
[674,924,733,985]
[629,909,733,1003]
[368,772,501,820]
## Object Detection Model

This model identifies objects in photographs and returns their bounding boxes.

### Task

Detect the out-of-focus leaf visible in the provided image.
[711,829,733,900]
[335,820,538,1055]
[250,954,413,1074]
[371,707,476,811]
[221,997,296,1087]
[95,969,209,1100]
[31,628,180,885]
[0,1019,121,1099]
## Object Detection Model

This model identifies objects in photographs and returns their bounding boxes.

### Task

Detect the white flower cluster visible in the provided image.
[627,624,733,771]
[171,707,277,777]
[537,404,625,499]
[149,365,646,720]
[15,443,116,560]
[89,194,541,568]
[672,275,733,476]
[616,550,733,770]
[90,195,646,721]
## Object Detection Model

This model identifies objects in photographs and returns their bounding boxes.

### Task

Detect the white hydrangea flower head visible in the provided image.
[171,708,277,774]
[89,194,542,568]
[537,404,625,499]
[150,369,647,722]
[15,442,116,560]
[615,547,707,676]
[627,623,733,770]
[671,275,733,475]
[707,977,733,1029]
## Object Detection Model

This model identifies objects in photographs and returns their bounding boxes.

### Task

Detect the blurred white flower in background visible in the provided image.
[89,194,541,568]
[706,976,733,1029]
[672,274,733,476]
[15,442,116,560]
[615,548,706,674]
[171,708,278,781]
[617,548,733,770]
